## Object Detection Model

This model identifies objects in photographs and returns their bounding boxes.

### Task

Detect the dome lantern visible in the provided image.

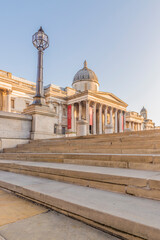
[84,60,87,68]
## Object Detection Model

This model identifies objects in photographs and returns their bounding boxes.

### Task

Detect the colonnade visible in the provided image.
[128,121,143,131]
[70,100,126,135]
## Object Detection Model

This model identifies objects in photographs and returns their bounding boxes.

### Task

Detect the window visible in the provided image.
[11,99,15,109]
[62,127,66,135]
[63,107,67,116]
[54,124,58,134]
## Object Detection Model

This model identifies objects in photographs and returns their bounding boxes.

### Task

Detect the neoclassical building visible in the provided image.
[0,61,155,137]
[126,107,155,131]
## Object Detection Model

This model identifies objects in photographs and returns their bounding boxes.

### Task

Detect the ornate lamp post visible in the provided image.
[32,27,49,105]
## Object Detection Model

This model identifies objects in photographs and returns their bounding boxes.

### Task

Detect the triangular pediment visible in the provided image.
[96,91,128,106]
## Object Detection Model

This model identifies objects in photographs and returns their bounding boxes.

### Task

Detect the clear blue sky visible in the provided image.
[0,0,160,125]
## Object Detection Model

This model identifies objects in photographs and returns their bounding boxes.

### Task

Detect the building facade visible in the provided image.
[0,61,155,137]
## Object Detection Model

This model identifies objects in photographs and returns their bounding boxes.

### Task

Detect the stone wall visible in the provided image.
[0,111,32,151]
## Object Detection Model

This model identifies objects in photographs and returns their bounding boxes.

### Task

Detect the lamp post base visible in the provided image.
[32,96,46,105]
[23,104,55,140]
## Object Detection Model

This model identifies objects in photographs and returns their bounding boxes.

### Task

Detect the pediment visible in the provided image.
[96,91,128,106]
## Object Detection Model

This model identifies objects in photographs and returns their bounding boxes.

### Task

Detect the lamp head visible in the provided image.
[32,26,49,50]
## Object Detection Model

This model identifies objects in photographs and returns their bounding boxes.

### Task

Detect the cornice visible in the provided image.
[66,90,127,108]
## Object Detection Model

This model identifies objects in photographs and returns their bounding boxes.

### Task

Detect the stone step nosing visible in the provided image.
[0,162,160,200]
[0,178,160,240]
[1,152,160,156]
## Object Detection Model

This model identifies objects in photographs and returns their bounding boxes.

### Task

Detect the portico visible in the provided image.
[67,91,127,135]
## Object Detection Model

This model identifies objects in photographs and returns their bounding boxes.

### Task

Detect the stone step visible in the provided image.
[18,137,160,147]
[12,142,160,151]
[0,153,160,171]
[28,129,160,141]
[6,130,160,151]
[4,146,160,154]
[64,159,160,171]
[0,171,159,240]
[3,131,160,154]
[12,138,160,149]
[0,160,160,200]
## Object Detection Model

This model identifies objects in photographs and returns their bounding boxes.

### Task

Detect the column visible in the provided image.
[129,121,131,129]
[74,105,77,132]
[58,103,62,134]
[114,109,117,133]
[71,103,75,132]
[132,122,134,131]
[140,123,142,131]
[123,111,126,131]
[86,100,89,135]
[2,90,6,111]
[99,104,102,134]
[110,107,113,125]
[119,110,122,132]
[7,90,11,112]
[0,90,3,111]
[79,102,82,120]
[104,106,108,126]
[93,102,96,135]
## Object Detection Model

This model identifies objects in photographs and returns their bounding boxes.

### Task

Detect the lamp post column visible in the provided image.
[37,49,44,97]
[33,48,45,105]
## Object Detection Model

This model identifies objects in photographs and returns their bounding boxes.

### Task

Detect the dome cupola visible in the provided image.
[72,60,99,92]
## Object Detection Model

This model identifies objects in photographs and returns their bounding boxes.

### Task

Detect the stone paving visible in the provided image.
[0,188,119,240]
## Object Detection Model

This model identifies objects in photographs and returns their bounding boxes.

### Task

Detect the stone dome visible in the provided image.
[73,60,99,84]
[72,61,99,92]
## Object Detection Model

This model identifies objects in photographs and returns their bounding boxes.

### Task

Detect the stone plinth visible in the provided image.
[23,104,56,140]
[77,120,87,136]
[104,124,113,134]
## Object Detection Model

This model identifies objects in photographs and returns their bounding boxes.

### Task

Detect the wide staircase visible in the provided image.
[0,129,160,240]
